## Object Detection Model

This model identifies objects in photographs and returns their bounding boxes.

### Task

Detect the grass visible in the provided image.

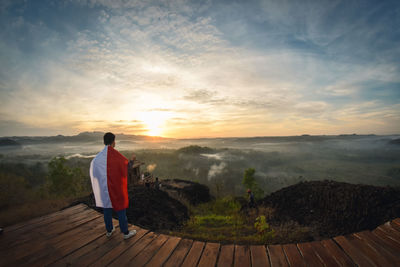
[168,197,276,244]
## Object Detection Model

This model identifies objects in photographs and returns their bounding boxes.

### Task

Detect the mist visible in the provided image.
[1,134,400,196]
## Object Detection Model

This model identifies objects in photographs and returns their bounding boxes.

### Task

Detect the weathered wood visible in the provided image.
[90,228,149,267]
[2,216,105,266]
[198,242,220,267]
[310,241,341,267]
[49,226,120,267]
[320,239,355,267]
[217,244,234,267]
[250,245,270,267]
[181,241,205,267]
[11,218,107,267]
[333,235,375,267]
[108,232,158,266]
[373,228,400,251]
[297,242,324,266]
[163,239,194,267]
[3,204,86,233]
[1,205,400,267]
[130,234,169,267]
[379,223,400,242]
[268,245,289,267]
[0,205,91,250]
[25,219,107,266]
[144,236,181,267]
[346,234,394,266]
[354,231,400,266]
[390,221,400,232]
[60,224,126,266]
[282,244,305,267]
[234,245,251,267]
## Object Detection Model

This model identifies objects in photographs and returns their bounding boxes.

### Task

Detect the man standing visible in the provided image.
[90,132,136,239]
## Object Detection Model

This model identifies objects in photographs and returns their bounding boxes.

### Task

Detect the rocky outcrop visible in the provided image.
[77,186,189,231]
[161,179,212,206]
[259,180,400,237]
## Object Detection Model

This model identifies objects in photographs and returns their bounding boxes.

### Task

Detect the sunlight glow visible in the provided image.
[138,111,171,137]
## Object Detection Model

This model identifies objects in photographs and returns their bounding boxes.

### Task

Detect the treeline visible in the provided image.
[0,157,92,225]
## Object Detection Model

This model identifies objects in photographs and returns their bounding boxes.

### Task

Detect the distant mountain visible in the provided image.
[0,138,21,147]
[1,132,170,145]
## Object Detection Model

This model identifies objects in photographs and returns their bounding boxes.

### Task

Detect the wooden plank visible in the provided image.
[3,204,86,233]
[282,244,306,267]
[163,239,193,267]
[346,234,394,267]
[234,245,250,267]
[268,245,289,267]
[2,216,105,266]
[0,205,90,250]
[11,218,107,266]
[49,225,122,267]
[393,218,400,227]
[250,245,270,267]
[197,242,220,267]
[59,225,126,266]
[130,234,169,267]
[354,231,400,266]
[22,219,107,266]
[373,228,400,251]
[333,235,375,267]
[108,232,158,266]
[309,241,341,267]
[217,244,234,267]
[390,221,400,232]
[321,239,355,267]
[144,236,181,267]
[379,223,400,242]
[6,207,99,246]
[297,242,324,266]
[90,227,149,267]
[181,241,205,267]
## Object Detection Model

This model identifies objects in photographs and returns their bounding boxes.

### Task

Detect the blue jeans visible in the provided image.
[103,208,129,235]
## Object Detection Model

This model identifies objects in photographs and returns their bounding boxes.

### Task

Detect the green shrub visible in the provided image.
[243,168,264,200]
[46,157,87,196]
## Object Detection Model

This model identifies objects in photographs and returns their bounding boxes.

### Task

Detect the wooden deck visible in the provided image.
[1,204,400,267]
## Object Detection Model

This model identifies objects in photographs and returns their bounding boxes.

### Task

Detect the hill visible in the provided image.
[259,180,400,238]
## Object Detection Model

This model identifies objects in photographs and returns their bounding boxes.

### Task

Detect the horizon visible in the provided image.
[1,131,398,140]
[1,0,400,138]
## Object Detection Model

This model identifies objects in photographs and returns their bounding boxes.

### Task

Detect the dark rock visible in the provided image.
[259,180,400,237]
[76,186,189,231]
[161,179,212,205]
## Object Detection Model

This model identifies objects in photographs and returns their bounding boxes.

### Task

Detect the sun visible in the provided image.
[139,111,169,137]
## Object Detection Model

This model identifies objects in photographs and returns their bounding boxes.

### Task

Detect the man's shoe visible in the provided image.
[124,230,137,240]
[106,226,115,237]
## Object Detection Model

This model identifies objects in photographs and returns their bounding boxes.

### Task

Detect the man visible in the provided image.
[90,132,136,239]
[247,189,256,209]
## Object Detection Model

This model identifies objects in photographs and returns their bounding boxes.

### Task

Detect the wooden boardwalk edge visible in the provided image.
[1,204,400,267]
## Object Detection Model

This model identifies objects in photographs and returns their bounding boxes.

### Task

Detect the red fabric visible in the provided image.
[106,146,129,211]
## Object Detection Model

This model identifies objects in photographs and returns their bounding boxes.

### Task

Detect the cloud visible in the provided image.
[0,0,399,137]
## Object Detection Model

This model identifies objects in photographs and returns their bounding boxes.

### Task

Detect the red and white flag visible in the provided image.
[90,146,129,211]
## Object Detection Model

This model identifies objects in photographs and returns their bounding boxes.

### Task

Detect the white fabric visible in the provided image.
[90,146,112,208]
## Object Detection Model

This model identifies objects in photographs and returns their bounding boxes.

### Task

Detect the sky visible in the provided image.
[0,0,399,138]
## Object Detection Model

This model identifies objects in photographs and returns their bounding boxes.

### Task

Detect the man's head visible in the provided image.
[104,132,115,147]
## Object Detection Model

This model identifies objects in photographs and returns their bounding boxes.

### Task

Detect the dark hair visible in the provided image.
[103,132,115,145]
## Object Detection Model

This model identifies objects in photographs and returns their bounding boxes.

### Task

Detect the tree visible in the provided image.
[47,157,86,196]
[242,168,264,200]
